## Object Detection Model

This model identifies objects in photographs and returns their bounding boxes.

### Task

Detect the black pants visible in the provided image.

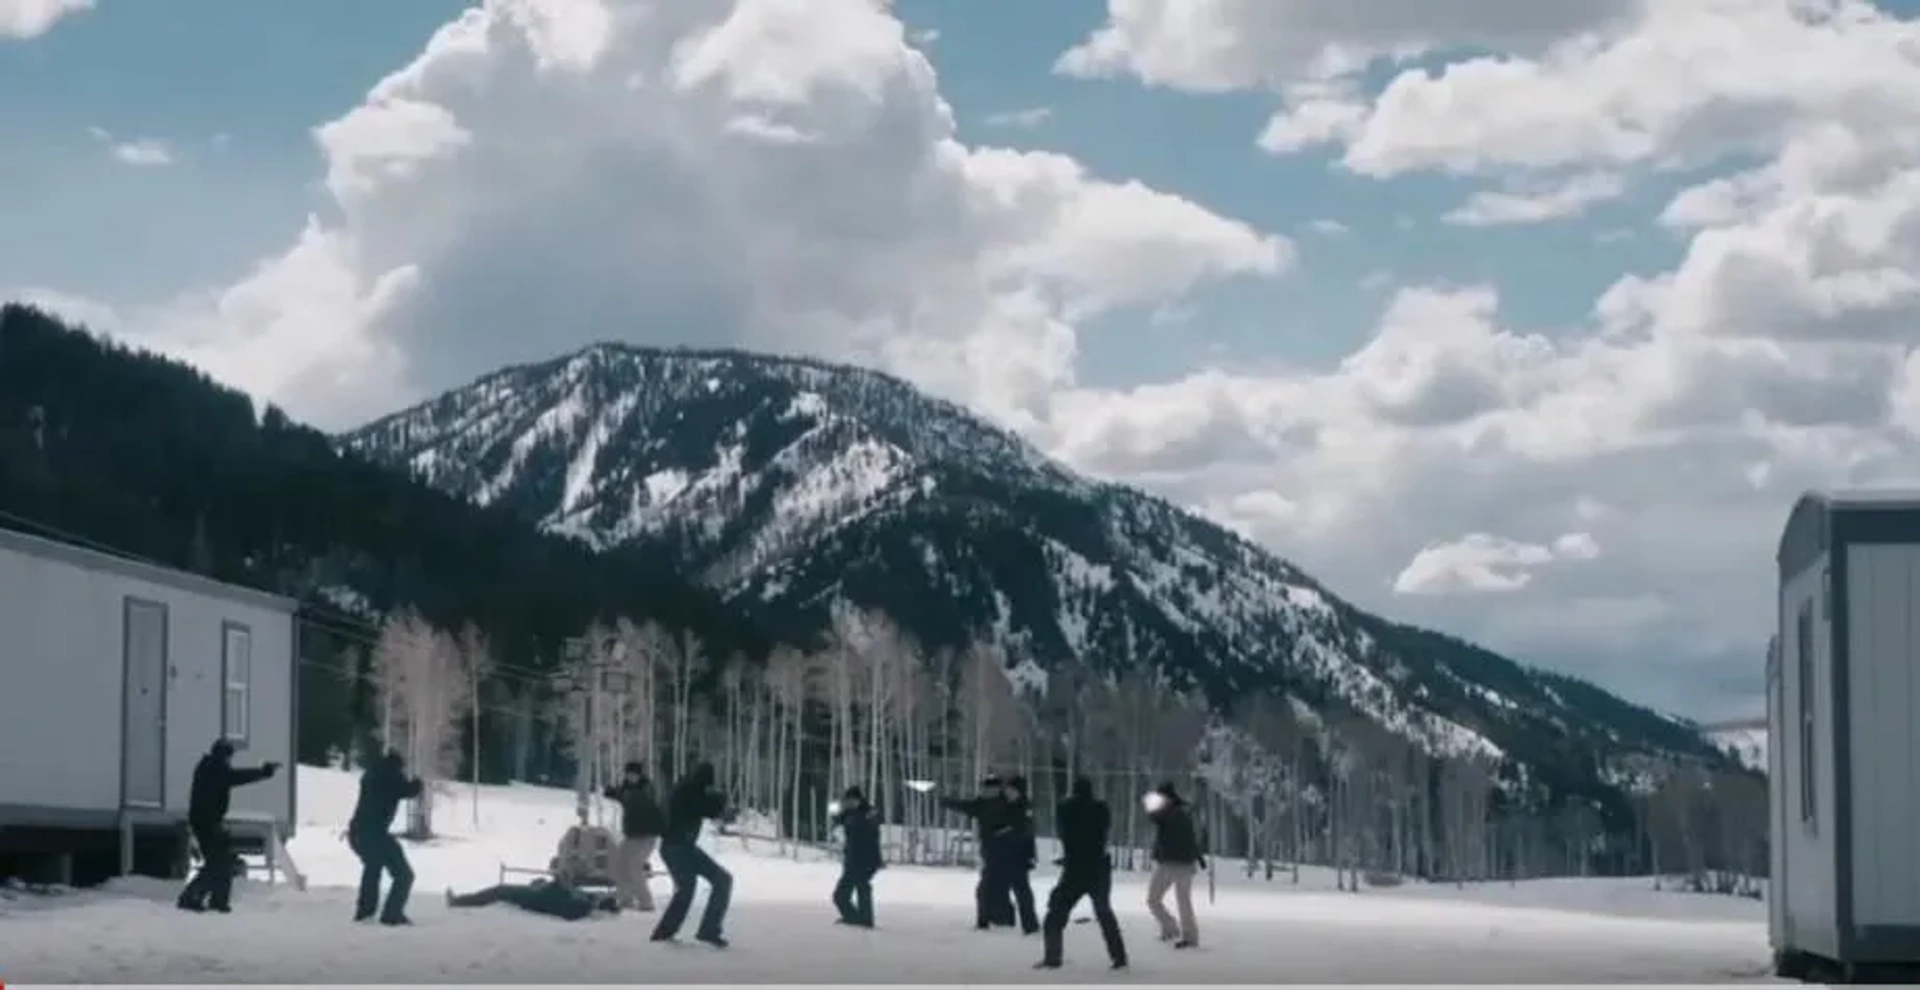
[832,861,877,926]
[349,829,414,922]
[652,843,732,940]
[1042,864,1127,966]
[179,824,235,910]
[976,858,1037,932]
[1006,866,1038,933]
[450,883,601,921]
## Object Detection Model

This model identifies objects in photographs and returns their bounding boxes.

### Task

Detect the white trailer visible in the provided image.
[0,524,299,883]
[1772,489,1920,982]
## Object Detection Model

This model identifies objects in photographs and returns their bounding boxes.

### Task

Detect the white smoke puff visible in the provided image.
[1142,791,1167,814]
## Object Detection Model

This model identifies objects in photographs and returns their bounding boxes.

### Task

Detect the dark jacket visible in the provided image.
[454,882,611,921]
[187,747,274,831]
[604,781,665,839]
[1148,793,1204,866]
[662,764,729,846]
[350,753,424,837]
[1055,784,1113,873]
[1000,796,1037,870]
[941,794,1011,848]
[834,802,883,871]
[505,882,608,921]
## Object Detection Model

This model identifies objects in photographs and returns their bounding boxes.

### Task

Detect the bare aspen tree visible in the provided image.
[614,619,669,777]
[370,611,468,838]
[957,641,1022,784]
[666,632,704,778]
[455,623,494,824]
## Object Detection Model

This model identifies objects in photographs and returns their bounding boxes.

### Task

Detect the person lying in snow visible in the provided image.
[444,879,621,921]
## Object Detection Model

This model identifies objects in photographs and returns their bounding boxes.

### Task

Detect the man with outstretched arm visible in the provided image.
[177,738,279,913]
[1036,777,1127,970]
[650,760,734,947]
[604,762,664,911]
[349,749,424,925]
[941,774,1014,930]
[830,785,882,927]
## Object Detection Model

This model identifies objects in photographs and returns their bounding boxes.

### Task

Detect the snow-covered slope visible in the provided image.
[343,343,1737,796]
[1706,719,1768,771]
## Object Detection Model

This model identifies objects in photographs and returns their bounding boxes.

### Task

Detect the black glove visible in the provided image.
[262,761,281,776]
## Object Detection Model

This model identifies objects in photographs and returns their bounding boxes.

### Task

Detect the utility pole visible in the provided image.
[598,638,632,830]
[559,634,632,831]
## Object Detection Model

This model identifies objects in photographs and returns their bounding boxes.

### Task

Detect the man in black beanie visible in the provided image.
[998,775,1039,935]
[830,785,882,927]
[177,738,279,914]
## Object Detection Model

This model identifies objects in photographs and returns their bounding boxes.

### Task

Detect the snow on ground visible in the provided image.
[0,766,1779,984]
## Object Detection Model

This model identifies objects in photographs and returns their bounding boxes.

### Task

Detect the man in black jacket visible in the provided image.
[1037,778,1127,970]
[348,749,424,925]
[604,762,664,911]
[998,776,1040,935]
[446,878,620,920]
[1144,781,1204,948]
[829,785,882,927]
[649,761,733,947]
[176,739,279,913]
[942,775,1014,930]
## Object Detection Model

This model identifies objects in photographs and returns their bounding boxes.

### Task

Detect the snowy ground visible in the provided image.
[0,768,1779,984]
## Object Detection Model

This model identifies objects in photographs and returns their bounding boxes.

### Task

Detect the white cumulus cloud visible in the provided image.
[0,0,90,39]
[118,0,1284,431]
[1041,0,1920,715]
[1394,530,1602,595]
[88,127,175,167]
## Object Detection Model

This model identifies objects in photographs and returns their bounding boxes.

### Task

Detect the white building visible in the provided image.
[1772,489,1920,982]
[0,524,299,884]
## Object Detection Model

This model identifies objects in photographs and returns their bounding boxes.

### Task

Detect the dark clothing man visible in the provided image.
[830,786,882,927]
[650,761,733,947]
[1037,778,1127,970]
[177,739,278,913]
[996,777,1040,935]
[605,764,664,910]
[942,776,1017,930]
[348,750,424,925]
[447,880,618,921]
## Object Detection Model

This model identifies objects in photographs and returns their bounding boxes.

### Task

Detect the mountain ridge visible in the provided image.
[344,339,1737,792]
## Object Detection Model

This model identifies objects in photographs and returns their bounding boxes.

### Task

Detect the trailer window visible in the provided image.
[222,622,252,748]
[1797,602,1816,828]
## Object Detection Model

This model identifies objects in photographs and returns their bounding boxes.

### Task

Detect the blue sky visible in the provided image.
[7,0,1920,723]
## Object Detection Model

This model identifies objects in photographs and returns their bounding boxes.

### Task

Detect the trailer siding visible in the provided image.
[0,527,296,829]
[1845,544,1920,929]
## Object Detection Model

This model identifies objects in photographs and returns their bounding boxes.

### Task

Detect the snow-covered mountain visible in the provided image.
[344,342,1736,790]
[1705,718,1768,771]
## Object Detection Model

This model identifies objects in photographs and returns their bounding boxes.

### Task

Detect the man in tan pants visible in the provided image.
[605,762,664,911]
[1142,782,1203,948]
[1145,861,1200,946]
